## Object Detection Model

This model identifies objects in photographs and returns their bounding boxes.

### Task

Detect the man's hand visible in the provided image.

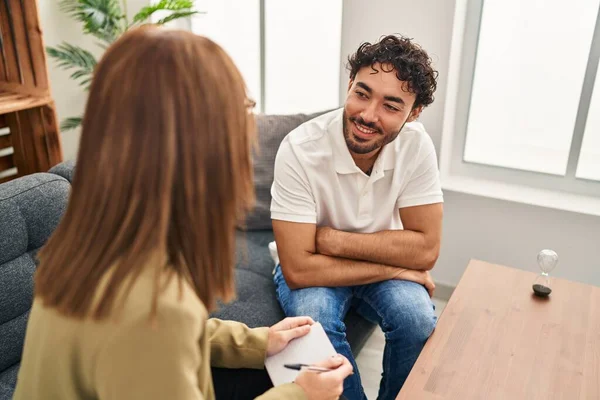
[390,268,435,297]
[315,226,337,256]
[266,317,315,357]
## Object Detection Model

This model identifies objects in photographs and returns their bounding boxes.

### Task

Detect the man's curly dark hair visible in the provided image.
[347,35,438,108]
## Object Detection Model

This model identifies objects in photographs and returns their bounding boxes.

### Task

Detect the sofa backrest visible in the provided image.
[0,173,70,374]
[244,110,333,230]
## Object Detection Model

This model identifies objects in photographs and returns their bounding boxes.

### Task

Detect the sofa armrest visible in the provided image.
[48,160,76,183]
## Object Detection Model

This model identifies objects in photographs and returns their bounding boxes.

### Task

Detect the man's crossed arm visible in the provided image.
[273,203,443,294]
[316,203,443,270]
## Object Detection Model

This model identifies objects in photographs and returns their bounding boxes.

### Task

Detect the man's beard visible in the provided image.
[343,112,386,154]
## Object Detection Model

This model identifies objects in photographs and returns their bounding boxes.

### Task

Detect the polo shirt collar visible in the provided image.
[328,109,398,175]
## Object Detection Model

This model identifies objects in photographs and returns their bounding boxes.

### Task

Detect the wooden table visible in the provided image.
[398,260,600,400]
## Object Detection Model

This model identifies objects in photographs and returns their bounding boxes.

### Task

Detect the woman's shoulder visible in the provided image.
[155,270,208,322]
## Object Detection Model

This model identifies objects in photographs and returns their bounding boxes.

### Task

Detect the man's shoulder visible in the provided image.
[380,121,437,172]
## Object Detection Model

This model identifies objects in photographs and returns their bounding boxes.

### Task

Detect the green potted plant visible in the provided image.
[47,0,198,131]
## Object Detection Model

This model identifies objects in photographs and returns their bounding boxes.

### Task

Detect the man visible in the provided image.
[270,35,442,400]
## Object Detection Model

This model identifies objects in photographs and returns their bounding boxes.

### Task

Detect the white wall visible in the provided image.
[38,0,150,161]
[341,0,600,288]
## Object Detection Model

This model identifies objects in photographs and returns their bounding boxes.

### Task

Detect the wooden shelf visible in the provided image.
[0,133,11,149]
[0,0,63,181]
[0,90,52,114]
[0,153,14,170]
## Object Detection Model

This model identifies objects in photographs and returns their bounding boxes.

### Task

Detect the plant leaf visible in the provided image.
[60,117,84,132]
[59,0,124,44]
[156,10,198,25]
[46,43,97,88]
[46,43,97,70]
[132,0,194,24]
[80,77,94,90]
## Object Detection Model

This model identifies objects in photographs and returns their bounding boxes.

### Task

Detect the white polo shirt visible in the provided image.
[269,108,443,264]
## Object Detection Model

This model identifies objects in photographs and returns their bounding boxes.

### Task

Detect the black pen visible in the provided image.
[284,363,332,372]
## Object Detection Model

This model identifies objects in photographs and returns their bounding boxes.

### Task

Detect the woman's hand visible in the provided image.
[266,316,315,357]
[391,268,435,297]
[295,354,353,400]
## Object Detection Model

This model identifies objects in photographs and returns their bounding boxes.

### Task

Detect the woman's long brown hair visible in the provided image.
[35,27,255,319]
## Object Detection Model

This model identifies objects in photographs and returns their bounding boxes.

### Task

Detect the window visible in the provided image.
[442,0,600,214]
[191,0,261,109]
[190,0,342,114]
[578,61,600,181]
[264,0,342,114]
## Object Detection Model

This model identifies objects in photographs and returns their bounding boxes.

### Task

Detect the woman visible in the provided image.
[13,27,351,400]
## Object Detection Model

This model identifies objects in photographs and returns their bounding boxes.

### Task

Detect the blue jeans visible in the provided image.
[273,265,436,400]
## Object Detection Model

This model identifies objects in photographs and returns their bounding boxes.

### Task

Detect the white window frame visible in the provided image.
[440,0,600,216]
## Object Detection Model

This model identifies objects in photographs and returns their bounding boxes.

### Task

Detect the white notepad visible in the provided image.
[265,322,337,386]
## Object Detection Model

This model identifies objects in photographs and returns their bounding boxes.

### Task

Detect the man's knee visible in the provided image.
[406,304,436,344]
[285,287,348,332]
[387,306,436,345]
[380,281,437,344]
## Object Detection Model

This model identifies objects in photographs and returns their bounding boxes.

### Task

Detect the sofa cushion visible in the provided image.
[0,175,69,265]
[0,173,70,377]
[0,382,14,400]
[235,230,276,278]
[0,254,35,328]
[0,301,30,373]
[0,362,19,398]
[211,268,285,329]
[244,111,331,230]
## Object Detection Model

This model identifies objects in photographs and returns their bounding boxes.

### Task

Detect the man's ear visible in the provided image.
[407,105,423,122]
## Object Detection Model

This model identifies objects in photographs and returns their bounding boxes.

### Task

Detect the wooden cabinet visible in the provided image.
[0,0,62,183]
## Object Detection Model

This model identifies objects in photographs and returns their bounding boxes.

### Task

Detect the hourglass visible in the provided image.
[532,249,558,297]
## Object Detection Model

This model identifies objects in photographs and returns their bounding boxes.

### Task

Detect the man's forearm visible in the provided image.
[282,252,404,289]
[317,228,438,270]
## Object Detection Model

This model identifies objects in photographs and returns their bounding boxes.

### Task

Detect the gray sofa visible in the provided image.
[0,112,375,399]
